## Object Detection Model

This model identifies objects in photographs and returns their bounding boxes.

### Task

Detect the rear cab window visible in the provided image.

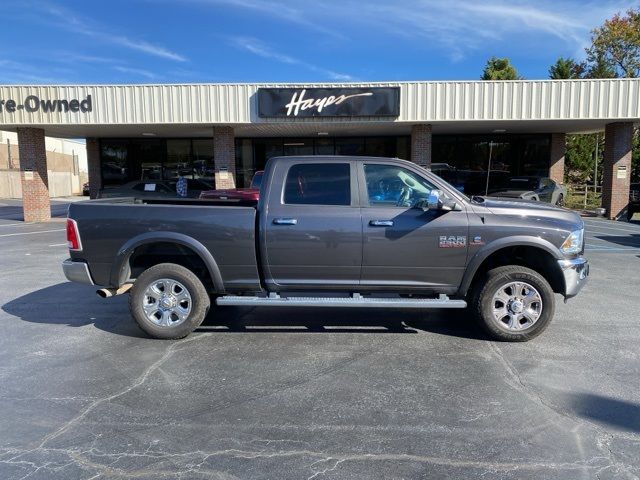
[283,163,351,206]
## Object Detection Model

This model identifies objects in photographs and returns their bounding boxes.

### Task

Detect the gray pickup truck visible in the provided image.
[63,156,588,342]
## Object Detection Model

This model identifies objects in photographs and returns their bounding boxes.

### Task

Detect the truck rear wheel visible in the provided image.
[129,263,210,339]
[471,266,555,342]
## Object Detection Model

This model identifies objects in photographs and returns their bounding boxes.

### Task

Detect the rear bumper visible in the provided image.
[558,257,589,298]
[62,259,94,286]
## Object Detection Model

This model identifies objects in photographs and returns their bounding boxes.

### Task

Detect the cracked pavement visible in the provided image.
[0,216,639,479]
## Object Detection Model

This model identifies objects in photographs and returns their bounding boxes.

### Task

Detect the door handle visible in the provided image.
[369,220,394,227]
[273,218,298,225]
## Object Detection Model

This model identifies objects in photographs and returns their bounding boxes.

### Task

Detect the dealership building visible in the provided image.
[0,79,638,221]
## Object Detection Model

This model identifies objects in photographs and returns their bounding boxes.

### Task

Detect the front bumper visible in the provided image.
[62,259,94,285]
[558,257,589,298]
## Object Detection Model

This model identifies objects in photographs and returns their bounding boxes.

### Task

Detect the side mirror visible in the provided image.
[416,189,461,212]
[427,189,443,210]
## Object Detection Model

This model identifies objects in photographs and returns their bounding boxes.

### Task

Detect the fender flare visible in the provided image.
[109,231,225,293]
[458,236,563,297]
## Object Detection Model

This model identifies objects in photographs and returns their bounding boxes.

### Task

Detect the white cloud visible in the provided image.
[38,1,187,62]
[113,66,159,79]
[229,36,354,81]
[201,0,638,61]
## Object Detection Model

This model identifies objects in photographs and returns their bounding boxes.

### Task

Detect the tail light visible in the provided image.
[66,219,82,251]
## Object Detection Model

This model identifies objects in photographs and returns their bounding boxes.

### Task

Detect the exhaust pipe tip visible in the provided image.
[96,288,114,298]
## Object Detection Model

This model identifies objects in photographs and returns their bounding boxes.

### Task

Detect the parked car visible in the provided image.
[99,179,213,199]
[199,171,264,201]
[490,176,567,205]
[628,183,640,220]
[63,156,588,342]
[82,182,90,196]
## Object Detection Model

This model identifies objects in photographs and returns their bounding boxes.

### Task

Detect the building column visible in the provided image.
[549,133,566,184]
[17,127,50,222]
[213,126,235,189]
[86,138,102,199]
[602,122,633,220]
[411,124,432,168]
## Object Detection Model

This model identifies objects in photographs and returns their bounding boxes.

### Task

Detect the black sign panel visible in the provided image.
[258,87,400,118]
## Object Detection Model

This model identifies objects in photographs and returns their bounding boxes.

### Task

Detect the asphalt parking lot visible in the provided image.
[0,201,639,479]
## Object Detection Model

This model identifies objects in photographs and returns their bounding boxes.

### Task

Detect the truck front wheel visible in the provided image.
[129,263,210,339]
[471,266,555,342]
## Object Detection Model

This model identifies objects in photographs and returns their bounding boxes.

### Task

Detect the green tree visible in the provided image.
[548,57,584,79]
[565,134,604,184]
[586,8,640,78]
[481,57,521,80]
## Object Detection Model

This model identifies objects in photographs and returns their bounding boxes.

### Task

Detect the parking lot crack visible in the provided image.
[35,334,210,449]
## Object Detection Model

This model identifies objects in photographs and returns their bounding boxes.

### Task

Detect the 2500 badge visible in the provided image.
[439,235,467,248]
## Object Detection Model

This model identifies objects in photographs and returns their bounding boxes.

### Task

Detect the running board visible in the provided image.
[216,293,467,309]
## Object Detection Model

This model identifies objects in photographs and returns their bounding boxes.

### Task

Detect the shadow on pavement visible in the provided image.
[3,281,486,340]
[569,392,640,433]
[1,282,146,338]
[593,234,640,248]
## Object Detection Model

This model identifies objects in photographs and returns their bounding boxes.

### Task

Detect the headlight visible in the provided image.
[561,229,584,255]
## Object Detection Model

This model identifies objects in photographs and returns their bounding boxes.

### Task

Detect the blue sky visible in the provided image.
[0,0,638,84]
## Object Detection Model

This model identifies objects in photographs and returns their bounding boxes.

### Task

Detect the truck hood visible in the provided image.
[479,196,583,228]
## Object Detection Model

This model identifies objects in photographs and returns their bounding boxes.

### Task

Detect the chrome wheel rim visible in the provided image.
[491,281,542,331]
[142,278,192,327]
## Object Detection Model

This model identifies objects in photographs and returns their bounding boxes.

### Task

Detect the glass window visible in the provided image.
[364,164,435,208]
[100,141,129,186]
[335,137,364,156]
[314,138,334,155]
[364,138,395,157]
[166,139,192,181]
[284,163,350,205]
[193,139,214,183]
[283,138,313,156]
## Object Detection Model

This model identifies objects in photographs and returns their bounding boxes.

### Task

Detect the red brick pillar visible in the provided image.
[602,122,633,220]
[213,126,235,189]
[86,138,102,199]
[549,133,566,184]
[411,124,432,168]
[17,127,50,222]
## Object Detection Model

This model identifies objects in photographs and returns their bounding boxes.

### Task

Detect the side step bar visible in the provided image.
[216,293,467,309]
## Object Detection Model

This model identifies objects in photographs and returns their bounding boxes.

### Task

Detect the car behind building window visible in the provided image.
[284,163,350,206]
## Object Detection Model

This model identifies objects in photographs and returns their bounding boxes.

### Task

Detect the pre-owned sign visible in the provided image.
[258,87,400,117]
[0,95,92,113]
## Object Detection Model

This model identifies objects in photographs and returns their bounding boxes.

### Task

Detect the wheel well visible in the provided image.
[470,246,564,294]
[127,242,214,290]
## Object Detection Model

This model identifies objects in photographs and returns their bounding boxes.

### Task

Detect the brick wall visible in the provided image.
[213,126,236,189]
[549,133,566,184]
[411,124,432,168]
[17,127,50,222]
[602,122,633,220]
[86,138,102,199]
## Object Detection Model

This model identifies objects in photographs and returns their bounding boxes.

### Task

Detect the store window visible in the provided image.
[100,141,129,185]
[193,139,214,183]
[284,138,313,156]
[166,139,192,181]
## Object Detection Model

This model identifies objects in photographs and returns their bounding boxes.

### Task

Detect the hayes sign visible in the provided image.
[257,87,399,118]
[0,95,92,113]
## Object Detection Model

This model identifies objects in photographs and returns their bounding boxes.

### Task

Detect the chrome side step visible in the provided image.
[216,293,467,309]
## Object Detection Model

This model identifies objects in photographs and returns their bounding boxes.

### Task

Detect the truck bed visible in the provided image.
[68,197,261,291]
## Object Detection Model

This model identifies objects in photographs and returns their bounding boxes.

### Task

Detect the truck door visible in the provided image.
[359,162,469,290]
[262,160,362,289]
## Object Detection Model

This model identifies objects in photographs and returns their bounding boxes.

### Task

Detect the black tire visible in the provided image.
[470,265,555,342]
[555,193,564,207]
[129,263,210,339]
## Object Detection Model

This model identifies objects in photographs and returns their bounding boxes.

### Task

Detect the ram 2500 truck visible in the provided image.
[63,156,589,342]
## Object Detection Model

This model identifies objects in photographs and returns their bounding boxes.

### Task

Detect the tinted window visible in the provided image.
[364,164,435,207]
[284,163,350,205]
